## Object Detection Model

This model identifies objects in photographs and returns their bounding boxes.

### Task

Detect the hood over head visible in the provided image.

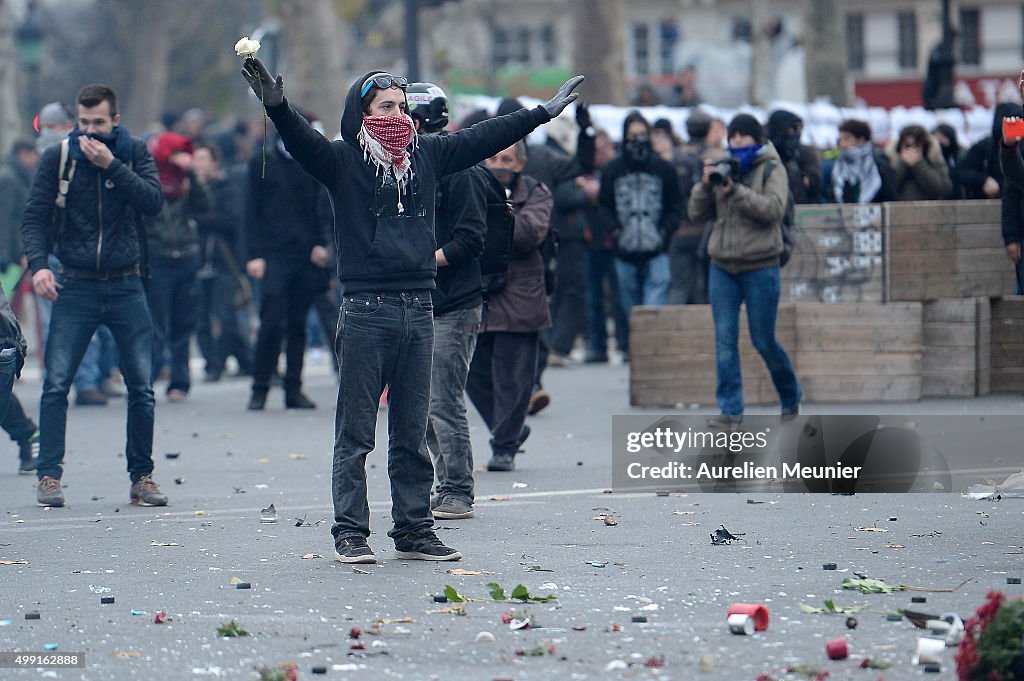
[340,71,408,145]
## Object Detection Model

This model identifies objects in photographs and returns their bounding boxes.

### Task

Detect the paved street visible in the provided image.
[0,357,1022,680]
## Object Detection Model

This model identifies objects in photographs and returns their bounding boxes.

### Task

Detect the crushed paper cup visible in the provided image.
[914,637,945,665]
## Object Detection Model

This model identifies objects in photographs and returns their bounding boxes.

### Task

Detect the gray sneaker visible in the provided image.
[430,493,444,511]
[130,476,168,506]
[432,496,474,520]
[36,476,64,507]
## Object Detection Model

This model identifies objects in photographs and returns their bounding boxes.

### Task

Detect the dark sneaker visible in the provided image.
[285,392,316,409]
[247,390,267,411]
[75,388,108,406]
[394,533,462,561]
[18,430,39,475]
[707,414,743,429]
[36,476,64,507]
[130,476,168,507]
[584,351,609,363]
[334,536,377,564]
[432,496,474,520]
[430,494,444,511]
[516,425,531,453]
[527,390,550,416]
[781,404,800,422]
[486,454,515,472]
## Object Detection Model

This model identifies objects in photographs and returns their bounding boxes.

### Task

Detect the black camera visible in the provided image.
[708,156,741,186]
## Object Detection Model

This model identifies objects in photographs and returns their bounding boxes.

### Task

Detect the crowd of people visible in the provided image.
[1,61,1023,562]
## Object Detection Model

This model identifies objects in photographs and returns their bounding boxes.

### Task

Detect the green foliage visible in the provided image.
[217,619,249,637]
[972,600,1024,681]
[799,600,868,614]
[441,583,557,603]
[841,577,905,594]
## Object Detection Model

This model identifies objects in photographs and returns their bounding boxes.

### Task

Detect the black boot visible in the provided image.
[285,392,316,409]
[247,389,268,411]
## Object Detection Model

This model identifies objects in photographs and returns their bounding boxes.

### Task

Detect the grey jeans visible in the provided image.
[423,305,482,503]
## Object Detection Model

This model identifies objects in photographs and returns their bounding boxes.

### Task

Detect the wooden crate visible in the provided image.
[782,204,885,304]
[990,296,1024,393]
[794,302,923,402]
[921,298,990,397]
[629,304,795,407]
[886,200,1015,301]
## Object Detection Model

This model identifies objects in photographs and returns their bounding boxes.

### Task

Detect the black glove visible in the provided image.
[240,57,285,108]
[544,75,585,118]
[575,102,592,131]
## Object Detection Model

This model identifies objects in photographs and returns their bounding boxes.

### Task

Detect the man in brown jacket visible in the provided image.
[466,140,553,472]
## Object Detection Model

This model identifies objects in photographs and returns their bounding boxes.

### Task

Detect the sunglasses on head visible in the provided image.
[360,74,409,98]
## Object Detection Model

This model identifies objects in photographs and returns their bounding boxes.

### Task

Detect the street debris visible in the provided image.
[447,568,489,576]
[112,651,141,659]
[235,582,252,590]
[854,524,888,532]
[727,603,769,631]
[89,585,111,593]
[727,613,754,635]
[164,452,180,459]
[217,620,249,637]
[442,583,557,604]
[826,637,848,659]
[100,597,115,605]
[150,541,181,547]
[351,567,371,575]
[846,616,857,629]
[0,559,28,565]
[154,611,170,624]
[966,469,1024,499]
[293,516,326,527]
[255,663,297,681]
[798,600,867,615]
[710,525,745,545]
[474,631,495,642]
[130,609,146,616]
[671,511,695,515]
[489,495,511,501]
[631,615,647,623]
[288,452,307,460]
[860,658,892,670]
[260,504,277,524]
[592,512,618,525]
[823,563,837,570]
[512,482,529,489]
[913,636,944,665]
[301,553,323,560]
[842,577,905,593]
[427,604,466,616]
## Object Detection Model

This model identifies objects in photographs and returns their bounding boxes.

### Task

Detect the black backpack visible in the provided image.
[761,160,797,267]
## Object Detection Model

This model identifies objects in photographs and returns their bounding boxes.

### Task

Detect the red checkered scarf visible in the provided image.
[359,113,416,172]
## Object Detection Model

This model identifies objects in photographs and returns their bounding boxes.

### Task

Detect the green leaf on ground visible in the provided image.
[841,577,906,594]
[799,599,869,614]
[487,582,507,600]
[443,585,465,603]
[217,619,249,637]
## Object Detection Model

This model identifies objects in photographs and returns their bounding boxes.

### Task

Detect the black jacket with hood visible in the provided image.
[433,161,488,316]
[265,72,552,295]
[960,102,1020,199]
[598,114,684,262]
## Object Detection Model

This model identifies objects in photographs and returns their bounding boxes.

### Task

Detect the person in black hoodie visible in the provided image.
[599,111,684,332]
[245,116,331,411]
[240,58,582,564]
[406,82,486,521]
[765,109,822,204]
[960,102,1019,199]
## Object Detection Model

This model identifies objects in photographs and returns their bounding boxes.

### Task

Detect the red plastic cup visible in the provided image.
[1004,117,1024,141]
[826,637,849,660]
[726,603,769,631]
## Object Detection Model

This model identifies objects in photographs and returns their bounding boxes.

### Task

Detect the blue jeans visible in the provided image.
[0,349,18,434]
[37,276,155,481]
[147,259,200,393]
[73,325,118,393]
[709,264,802,416]
[585,250,629,355]
[331,291,435,543]
[615,253,671,319]
[423,305,481,503]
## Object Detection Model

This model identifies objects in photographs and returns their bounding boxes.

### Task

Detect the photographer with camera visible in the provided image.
[688,114,801,426]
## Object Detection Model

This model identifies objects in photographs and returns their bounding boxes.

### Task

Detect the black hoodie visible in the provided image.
[960,102,1021,199]
[265,72,551,294]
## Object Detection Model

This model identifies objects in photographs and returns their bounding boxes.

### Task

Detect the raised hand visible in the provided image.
[240,57,285,108]
[544,75,585,118]
[575,102,592,130]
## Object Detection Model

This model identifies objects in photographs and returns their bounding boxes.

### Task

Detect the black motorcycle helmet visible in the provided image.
[407,82,449,132]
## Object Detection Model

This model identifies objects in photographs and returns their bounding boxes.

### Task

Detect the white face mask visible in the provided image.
[36,128,68,153]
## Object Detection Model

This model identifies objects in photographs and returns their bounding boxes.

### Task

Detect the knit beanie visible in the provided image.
[727,113,764,143]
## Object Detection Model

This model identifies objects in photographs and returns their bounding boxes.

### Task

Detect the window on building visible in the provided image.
[847,13,864,71]
[659,19,679,76]
[539,25,556,65]
[960,8,980,65]
[492,26,530,67]
[632,22,650,76]
[897,11,918,69]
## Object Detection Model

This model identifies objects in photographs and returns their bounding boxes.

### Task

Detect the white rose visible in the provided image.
[234,37,261,58]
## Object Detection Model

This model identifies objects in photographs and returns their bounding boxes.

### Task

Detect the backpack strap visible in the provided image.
[54,138,76,209]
